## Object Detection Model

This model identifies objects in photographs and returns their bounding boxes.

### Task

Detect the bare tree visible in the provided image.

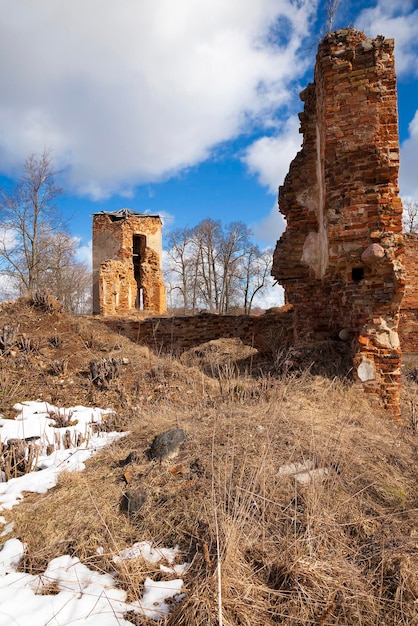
[0,150,92,313]
[191,219,222,311]
[218,222,252,313]
[165,219,273,314]
[0,149,63,293]
[326,0,341,33]
[165,227,193,314]
[402,199,418,233]
[241,246,273,314]
[38,231,91,313]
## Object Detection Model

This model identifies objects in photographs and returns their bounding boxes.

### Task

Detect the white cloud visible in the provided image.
[252,281,284,309]
[76,239,92,269]
[251,201,287,246]
[0,0,317,199]
[355,0,418,77]
[243,115,299,246]
[0,273,17,300]
[243,115,301,193]
[400,110,418,200]
[0,226,18,249]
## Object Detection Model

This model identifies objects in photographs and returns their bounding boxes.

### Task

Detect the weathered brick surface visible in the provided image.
[272,29,405,417]
[401,233,418,312]
[399,233,418,352]
[105,307,294,354]
[92,210,166,315]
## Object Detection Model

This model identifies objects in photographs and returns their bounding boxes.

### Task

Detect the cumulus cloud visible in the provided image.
[400,110,418,199]
[243,115,299,245]
[243,115,301,193]
[355,0,418,76]
[0,274,16,300]
[75,239,92,269]
[251,200,287,246]
[0,0,317,199]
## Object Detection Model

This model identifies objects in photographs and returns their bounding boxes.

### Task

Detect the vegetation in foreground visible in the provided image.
[0,297,417,625]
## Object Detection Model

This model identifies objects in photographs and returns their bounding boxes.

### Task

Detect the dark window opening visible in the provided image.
[133,234,146,308]
[351,267,364,282]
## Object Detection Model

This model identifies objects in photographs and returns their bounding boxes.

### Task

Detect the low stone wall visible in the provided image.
[105,306,294,354]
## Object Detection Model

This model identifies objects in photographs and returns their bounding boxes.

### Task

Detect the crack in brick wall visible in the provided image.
[92,210,166,316]
[271,29,405,417]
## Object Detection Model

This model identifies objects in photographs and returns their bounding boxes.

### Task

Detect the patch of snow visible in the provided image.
[113,540,190,576]
[277,460,315,476]
[0,522,14,537]
[0,402,126,513]
[0,538,185,625]
[0,402,187,623]
[131,577,185,621]
[113,541,181,566]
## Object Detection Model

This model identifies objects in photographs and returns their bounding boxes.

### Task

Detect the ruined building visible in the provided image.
[92,209,166,316]
[272,29,405,417]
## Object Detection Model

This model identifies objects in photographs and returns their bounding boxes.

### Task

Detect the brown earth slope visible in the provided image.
[0,297,418,625]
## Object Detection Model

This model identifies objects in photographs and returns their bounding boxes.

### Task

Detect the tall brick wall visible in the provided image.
[272,29,405,417]
[92,210,166,316]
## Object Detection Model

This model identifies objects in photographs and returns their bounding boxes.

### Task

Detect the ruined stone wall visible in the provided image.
[105,307,294,354]
[272,29,405,416]
[401,233,418,311]
[92,211,166,316]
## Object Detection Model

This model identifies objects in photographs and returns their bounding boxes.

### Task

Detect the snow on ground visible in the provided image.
[0,402,124,511]
[0,402,186,625]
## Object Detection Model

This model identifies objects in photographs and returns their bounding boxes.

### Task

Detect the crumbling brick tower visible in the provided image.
[272,29,405,417]
[92,209,166,316]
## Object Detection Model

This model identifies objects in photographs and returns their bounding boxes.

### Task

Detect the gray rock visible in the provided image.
[148,428,187,461]
[120,451,140,466]
[120,489,146,517]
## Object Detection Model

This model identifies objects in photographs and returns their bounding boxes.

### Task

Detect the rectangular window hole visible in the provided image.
[352,267,364,282]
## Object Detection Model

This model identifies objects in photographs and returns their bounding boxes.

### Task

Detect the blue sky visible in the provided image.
[0,0,417,271]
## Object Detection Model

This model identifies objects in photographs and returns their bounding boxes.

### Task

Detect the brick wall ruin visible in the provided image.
[399,233,418,353]
[92,210,166,316]
[272,29,405,417]
[105,307,294,355]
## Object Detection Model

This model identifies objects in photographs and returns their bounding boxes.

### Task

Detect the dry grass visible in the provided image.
[1,298,418,624]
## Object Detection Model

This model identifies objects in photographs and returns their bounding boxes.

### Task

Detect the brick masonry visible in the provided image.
[271,29,405,417]
[399,233,418,353]
[105,307,294,354]
[92,210,166,316]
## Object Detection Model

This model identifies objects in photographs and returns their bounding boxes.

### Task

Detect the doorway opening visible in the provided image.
[133,234,146,309]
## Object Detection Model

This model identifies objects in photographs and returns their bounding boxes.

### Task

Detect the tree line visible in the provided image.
[165,219,273,314]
